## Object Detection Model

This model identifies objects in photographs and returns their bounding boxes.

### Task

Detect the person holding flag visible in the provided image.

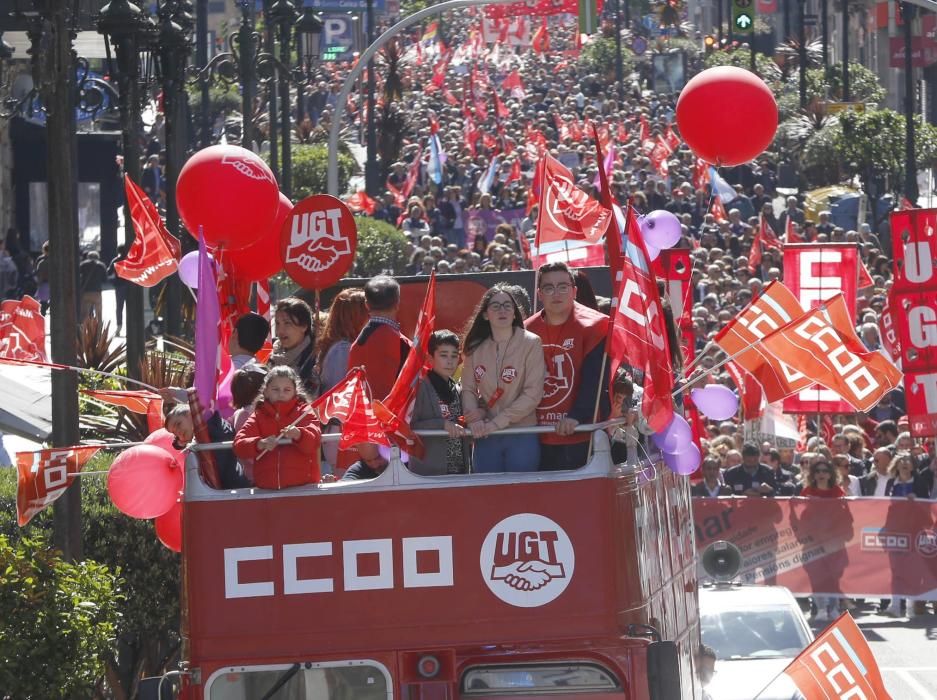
[526,261,609,470]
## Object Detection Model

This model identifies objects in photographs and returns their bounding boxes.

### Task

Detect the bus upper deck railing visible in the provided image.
[181,419,661,501]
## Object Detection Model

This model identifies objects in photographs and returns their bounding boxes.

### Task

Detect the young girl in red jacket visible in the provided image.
[234,366,322,489]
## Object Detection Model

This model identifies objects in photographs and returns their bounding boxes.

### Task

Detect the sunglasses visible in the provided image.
[813,467,831,474]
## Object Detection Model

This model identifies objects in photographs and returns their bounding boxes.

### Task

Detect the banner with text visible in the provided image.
[891,208,937,436]
[782,243,859,413]
[694,497,937,598]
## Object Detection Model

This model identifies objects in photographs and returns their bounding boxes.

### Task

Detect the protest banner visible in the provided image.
[694,497,937,598]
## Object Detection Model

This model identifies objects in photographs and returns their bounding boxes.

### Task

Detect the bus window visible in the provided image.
[460,663,621,696]
[207,661,391,700]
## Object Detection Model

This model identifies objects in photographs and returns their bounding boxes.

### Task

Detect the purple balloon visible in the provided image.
[664,443,702,476]
[690,384,740,421]
[640,210,683,251]
[651,414,693,455]
[178,250,215,289]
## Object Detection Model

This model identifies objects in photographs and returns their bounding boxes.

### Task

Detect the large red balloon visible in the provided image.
[107,444,183,519]
[676,66,778,167]
[155,500,182,553]
[143,428,185,471]
[223,193,292,281]
[177,144,280,251]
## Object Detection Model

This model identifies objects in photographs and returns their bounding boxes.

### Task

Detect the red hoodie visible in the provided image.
[234,397,321,489]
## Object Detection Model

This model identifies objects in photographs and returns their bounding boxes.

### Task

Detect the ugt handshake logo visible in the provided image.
[284,209,352,273]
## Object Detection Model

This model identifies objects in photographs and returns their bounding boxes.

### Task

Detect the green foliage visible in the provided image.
[0,532,120,699]
[355,217,410,277]
[0,457,181,698]
[836,109,937,191]
[703,47,782,85]
[804,63,885,105]
[291,144,359,199]
[579,37,635,80]
[799,118,845,188]
[185,82,242,116]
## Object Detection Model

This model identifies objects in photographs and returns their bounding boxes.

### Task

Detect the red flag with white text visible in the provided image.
[0,295,46,362]
[783,612,892,700]
[313,368,390,448]
[82,389,165,434]
[535,154,612,246]
[16,446,101,526]
[607,205,674,432]
[116,175,181,287]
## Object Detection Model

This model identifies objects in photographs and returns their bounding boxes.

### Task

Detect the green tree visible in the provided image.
[836,109,937,197]
[579,37,635,81]
[703,47,782,85]
[291,144,359,199]
[355,216,410,276]
[0,459,181,700]
[803,63,885,105]
[0,533,120,699]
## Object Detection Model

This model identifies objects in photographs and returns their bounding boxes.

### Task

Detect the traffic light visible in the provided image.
[731,0,754,34]
[704,34,716,53]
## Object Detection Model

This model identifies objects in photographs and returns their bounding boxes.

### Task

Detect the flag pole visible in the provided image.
[586,351,610,462]
[0,357,161,393]
[671,333,779,399]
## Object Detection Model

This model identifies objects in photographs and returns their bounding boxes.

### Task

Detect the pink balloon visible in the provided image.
[640,210,682,250]
[651,414,693,455]
[690,385,740,421]
[664,443,702,476]
[155,500,182,553]
[143,428,185,470]
[178,250,214,289]
[108,445,183,519]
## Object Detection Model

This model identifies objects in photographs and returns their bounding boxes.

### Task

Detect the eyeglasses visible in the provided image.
[487,301,514,312]
[540,283,573,296]
[813,467,831,474]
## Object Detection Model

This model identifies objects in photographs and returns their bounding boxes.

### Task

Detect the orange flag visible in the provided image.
[782,612,892,699]
[760,293,903,412]
[82,389,164,434]
[16,446,101,526]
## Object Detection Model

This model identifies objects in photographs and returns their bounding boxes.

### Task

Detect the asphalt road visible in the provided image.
[810,602,937,698]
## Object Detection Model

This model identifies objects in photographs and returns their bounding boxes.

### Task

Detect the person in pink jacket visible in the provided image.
[234,367,321,489]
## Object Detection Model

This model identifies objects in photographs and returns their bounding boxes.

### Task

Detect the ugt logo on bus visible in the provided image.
[479,514,575,608]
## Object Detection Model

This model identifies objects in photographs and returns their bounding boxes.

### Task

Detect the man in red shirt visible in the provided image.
[347,275,411,464]
[525,262,609,470]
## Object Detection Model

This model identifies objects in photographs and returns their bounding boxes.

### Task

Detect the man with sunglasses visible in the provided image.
[525,262,609,471]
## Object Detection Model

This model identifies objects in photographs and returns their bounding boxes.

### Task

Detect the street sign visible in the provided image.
[732,0,755,33]
[319,13,361,62]
[824,102,866,115]
[303,0,385,13]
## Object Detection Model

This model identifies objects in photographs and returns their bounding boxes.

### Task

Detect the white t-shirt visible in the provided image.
[873,473,889,497]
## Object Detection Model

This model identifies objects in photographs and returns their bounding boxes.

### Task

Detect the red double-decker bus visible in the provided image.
[175,426,700,700]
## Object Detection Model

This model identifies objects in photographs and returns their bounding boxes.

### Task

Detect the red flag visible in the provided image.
[532,17,549,52]
[592,124,621,268]
[535,154,613,246]
[726,361,765,420]
[858,259,875,289]
[505,159,522,185]
[710,195,728,222]
[501,69,526,98]
[761,214,782,250]
[782,612,892,700]
[692,158,710,191]
[16,446,100,526]
[345,190,378,215]
[664,126,680,151]
[785,215,801,243]
[616,121,630,143]
[82,389,165,434]
[760,294,903,412]
[796,413,809,451]
[464,114,479,156]
[402,147,423,201]
[493,90,511,119]
[386,180,405,208]
[383,272,436,419]
[714,281,813,403]
[747,226,763,274]
[607,206,674,432]
[441,87,459,105]
[117,175,181,287]
[638,114,650,142]
[313,368,390,449]
[0,295,47,362]
[527,157,543,214]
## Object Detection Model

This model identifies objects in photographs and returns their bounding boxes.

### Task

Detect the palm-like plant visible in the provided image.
[774,39,824,80]
[76,317,126,374]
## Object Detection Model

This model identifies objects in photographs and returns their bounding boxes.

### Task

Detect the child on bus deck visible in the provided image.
[409,330,470,476]
[233,366,322,490]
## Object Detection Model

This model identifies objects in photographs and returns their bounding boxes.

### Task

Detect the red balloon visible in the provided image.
[155,500,182,553]
[280,194,358,290]
[177,144,280,251]
[143,428,185,471]
[676,66,778,167]
[107,444,183,519]
[223,193,292,282]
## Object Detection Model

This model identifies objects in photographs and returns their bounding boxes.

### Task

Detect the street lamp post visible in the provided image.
[798,0,807,108]
[263,0,279,182]
[903,2,919,205]
[270,0,297,198]
[842,0,849,100]
[97,0,156,379]
[157,0,193,337]
[295,7,323,129]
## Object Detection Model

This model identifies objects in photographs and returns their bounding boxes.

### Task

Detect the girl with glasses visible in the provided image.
[461,284,546,473]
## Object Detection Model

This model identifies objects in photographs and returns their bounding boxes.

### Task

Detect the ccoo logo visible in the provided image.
[479,513,575,608]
